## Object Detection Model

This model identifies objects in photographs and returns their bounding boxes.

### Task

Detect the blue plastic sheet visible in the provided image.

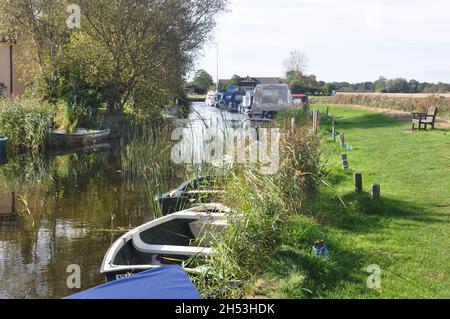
[65,266,201,300]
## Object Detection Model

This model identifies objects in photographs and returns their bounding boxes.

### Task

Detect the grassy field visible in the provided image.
[335,92,450,98]
[265,104,450,299]
[326,94,450,119]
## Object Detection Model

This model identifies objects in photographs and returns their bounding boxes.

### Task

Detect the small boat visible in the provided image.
[100,204,229,282]
[48,128,111,148]
[0,136,8,164]
[66,266,201,300]
[220,91,246,113]
[156,176,224,216]
[205,91,216,107]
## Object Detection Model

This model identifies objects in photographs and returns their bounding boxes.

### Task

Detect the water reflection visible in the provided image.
[0,118,183,299]
[0,103,239,299]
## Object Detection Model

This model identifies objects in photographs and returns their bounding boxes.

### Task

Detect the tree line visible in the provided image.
[283,51,450,95]
[186,50,450,97]
[0,0,228,123]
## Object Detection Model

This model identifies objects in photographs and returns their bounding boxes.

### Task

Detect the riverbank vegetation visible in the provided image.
[193,110,325,298]
[194,104,449,299]
[0,99,53,150]
[0,0,228,146]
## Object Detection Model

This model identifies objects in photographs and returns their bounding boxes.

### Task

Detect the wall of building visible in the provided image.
[0,43,25,98]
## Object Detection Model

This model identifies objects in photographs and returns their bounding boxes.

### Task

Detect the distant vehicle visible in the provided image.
[249,84,293,118]
[219,91,246,112]
[292,94,309,105]
[205,91,216,107]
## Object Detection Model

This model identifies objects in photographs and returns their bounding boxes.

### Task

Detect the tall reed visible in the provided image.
[193,111,324,298]
[0,99,54,151]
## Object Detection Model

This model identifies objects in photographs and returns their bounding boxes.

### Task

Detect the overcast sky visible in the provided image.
[194,0,450,83]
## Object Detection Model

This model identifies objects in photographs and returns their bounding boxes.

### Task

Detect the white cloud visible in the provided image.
[196,0,450,83]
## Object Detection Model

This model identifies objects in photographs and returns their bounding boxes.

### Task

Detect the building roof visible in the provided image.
[220,76,283,87]
[254,77,283,85]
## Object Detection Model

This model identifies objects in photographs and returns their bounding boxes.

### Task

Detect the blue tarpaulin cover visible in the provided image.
[65,266,202,300]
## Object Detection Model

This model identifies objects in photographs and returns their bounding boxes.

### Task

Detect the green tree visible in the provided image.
[323,83,334,96]
[226,75,242,89]
[189,69,214,94]
[0,0,228,116]
[375,76,388,92]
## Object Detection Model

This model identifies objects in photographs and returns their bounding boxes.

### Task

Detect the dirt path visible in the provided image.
[326,104,450,128]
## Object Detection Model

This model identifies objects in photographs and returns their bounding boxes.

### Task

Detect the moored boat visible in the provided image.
[249,84,293,118]
[100,204,229,282]
[205,91,216,107]
[156,176,224,216]
[66,266,202,299]
[48,129,111,148]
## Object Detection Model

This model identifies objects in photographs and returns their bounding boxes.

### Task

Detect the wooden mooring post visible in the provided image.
[354,172,363,192]
[342,153,349,170]
[340,131,345,148]
[312,110,320,134]
[332,117,336,142]
[371,184,381,200]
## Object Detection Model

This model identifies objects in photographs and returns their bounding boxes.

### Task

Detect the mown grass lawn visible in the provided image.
[267,105,450,299]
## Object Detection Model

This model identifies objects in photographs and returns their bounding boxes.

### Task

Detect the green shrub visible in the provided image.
[0,99,54,150]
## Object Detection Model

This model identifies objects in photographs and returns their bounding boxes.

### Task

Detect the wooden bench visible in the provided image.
[412,107,438,131]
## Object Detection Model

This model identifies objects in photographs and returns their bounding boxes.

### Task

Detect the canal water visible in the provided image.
[0,103,242,299]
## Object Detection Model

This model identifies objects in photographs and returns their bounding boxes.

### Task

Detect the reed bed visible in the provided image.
[193,112,324,298]
[0,99,54,151]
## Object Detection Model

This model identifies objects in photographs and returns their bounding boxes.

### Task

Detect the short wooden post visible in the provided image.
[312,110,316,134]
[342,153,349,170]
[316,110,321,132]
[312,110,320,134]
[371,184,381,200]
[291,117,296,134]
[354,172,363,192]
[332,117,336,143]
[340,131,345,148]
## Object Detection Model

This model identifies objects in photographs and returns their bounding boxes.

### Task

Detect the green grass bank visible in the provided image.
[264,105,450,298]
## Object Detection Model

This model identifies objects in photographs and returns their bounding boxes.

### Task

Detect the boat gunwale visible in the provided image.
[50,129,111,138]
[100,204,229,275]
